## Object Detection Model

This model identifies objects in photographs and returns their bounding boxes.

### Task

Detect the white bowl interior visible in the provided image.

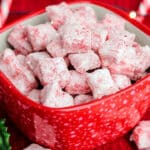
[0,3,150,51]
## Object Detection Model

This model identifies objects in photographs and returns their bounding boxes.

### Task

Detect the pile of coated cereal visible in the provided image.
[0,2,150,109]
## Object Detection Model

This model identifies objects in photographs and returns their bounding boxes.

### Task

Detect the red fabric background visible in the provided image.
[5,0,150,28]
[10,0,141,12]
[6,0,142,25]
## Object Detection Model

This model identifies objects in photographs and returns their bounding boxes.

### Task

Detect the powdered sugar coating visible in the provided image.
[68,51,101,73]
[59,23,91,54]
[91,23,108,51]
[24,143,50,150]
[33,57,70,88]
[0,49,37,94]
[8,24,32,55]
[3,2,150,108]
[26,23,58,51]
[108,30,135,46]
[100,14,126,31]
[16,54,26,65]
[46,2,73,29]
[46,38,67,57]
[27,89,41,103]
[65,70,90,94]
[26,52,50,71]
[40,82,74,108]
[86,68,119,98]
[112,74,131,90]
[99,38,150,79]
[134,45,150,79]
[130,121,150,150]
[99,40,137,78]
[73,5,97,28]
[74,94,93,105]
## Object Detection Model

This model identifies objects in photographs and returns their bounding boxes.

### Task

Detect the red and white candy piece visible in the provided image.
[26,52,50,71]
[16,54,26,66]
[59,23,91,54]
[74,94,93,105]
[26,23,58,51]
[134,45,150,79]
[46,38,67,57]
[91,23,108,51]
[27,89,41,103]
[8,24,33,55]
[130,121,150,150]
[99,40,137,78]
[68,51,101,73]
[0,49,37,94]
[65,70,90,95]
[112,74,131,90]
[33,57,70,88]
[86,68,119,99]
[41,82,74,108]
[100,13,126,31]
[24,143,50,150]
[46,2,73,29]
[108,30,135,47]
[73,5,97,28]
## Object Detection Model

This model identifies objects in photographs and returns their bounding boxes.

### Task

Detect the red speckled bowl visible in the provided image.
[0,1,150,150]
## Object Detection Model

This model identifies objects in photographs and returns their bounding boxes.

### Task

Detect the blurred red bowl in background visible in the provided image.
[7,0,142,25]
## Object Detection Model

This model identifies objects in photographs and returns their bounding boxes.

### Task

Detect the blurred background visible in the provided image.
[0,0,150,29]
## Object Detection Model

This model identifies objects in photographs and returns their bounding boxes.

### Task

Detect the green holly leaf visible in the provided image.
[0,119,11,150]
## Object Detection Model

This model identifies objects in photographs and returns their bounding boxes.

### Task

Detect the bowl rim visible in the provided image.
[0,0,150,112]
[0,70,150,112]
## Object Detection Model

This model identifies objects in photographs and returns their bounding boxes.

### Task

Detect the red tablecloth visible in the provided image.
[1,0,150,149]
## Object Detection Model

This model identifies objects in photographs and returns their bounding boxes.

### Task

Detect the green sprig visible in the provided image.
[0,119,11,150]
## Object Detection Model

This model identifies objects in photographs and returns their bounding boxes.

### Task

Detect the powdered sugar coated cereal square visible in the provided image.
[41,82,74,108]
[134,45,150,77]
[68,51,101,73]
[99,40,137,78]
[46,38,67,57]
[0,48,18,76]
[101,14,125,31]
[26,23,58,51]
[59,23,91,54]
[108,30,135,47]
[46,2,73,29]
[91,24,108,51]
[8,24,32,55]
[130,121,150,150]
[73,5,97,28]
[16,54,26,66]
[0,49,37,94]
[26,52,50,71]
[74,94,93,105]
[86,68,119,99]
[65,70,90,94]
[27,89,41,103]
[24,143,50,150]
[34,57,70,88]
[112,74,131,90]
